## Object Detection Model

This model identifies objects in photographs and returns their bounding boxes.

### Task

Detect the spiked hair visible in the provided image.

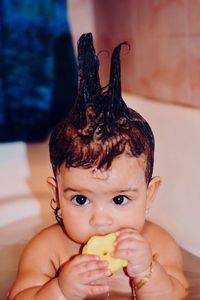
[49,33,155,184]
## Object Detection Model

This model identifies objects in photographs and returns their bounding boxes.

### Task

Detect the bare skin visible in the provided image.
[8,154,189,300]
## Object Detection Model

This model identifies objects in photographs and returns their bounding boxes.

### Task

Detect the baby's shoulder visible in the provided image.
[144,221,183,264]
[144,220,174,239]
[21,224,68,266]
[27,223,63,247]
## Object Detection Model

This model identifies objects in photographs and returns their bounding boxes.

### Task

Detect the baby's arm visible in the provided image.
[8,226,111,300]
[113,225,189,300]
[8,227,66,300]
[132,245,189,300]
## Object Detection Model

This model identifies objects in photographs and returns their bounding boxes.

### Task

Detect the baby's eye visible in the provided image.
[112,195,129,205]
[71,195,90,206]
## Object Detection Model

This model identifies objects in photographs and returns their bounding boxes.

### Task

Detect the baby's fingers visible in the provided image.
[115,228,143,244]
[112,248,134,262]
[72,254,100,266]
[78,259,109,275]
[83,267,112,284]
[86,283,109,298]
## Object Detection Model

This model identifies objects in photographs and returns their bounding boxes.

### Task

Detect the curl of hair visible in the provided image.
[50,198,63,226]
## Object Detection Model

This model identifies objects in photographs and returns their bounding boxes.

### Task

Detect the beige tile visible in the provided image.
[187,0,200,35]
[93,0,138,39]
[136,0,186,37]
[129,36,190,105]
[187,37,200,106]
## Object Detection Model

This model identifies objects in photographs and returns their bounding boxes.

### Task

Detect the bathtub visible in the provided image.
[0,140,55,299]
[0,93,200,299]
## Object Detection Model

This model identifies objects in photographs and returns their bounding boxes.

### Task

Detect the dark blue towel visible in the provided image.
[0,0,77,142]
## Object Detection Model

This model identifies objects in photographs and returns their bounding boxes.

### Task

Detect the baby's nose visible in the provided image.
[89,209,113,227]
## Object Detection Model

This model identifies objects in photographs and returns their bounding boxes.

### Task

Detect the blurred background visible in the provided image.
[0,0,200,299]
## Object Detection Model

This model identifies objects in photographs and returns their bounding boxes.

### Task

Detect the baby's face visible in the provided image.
[56,153,151,244]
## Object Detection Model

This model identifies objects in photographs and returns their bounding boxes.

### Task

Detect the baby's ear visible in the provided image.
[146,176,161,210]
[47,176,58,202]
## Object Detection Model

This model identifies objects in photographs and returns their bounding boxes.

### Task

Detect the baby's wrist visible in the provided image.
[132,260,154,290]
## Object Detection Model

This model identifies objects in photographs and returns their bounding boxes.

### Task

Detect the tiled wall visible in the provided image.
[69,0,200,109]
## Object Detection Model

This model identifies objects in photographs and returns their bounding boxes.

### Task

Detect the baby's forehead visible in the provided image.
[58,154,147,188]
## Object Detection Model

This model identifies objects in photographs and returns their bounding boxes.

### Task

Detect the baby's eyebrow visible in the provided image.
[63,187,91,193]
[115,188,139,193]
[63,187,139,194]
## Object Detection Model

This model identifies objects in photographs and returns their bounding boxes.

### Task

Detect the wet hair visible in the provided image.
[49,33,155,184]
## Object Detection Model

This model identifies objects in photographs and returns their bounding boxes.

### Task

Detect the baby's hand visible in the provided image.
[112,228,152,279]
[58,254,111,300]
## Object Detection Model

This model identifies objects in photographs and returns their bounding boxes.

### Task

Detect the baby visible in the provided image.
[8,33,189,299]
